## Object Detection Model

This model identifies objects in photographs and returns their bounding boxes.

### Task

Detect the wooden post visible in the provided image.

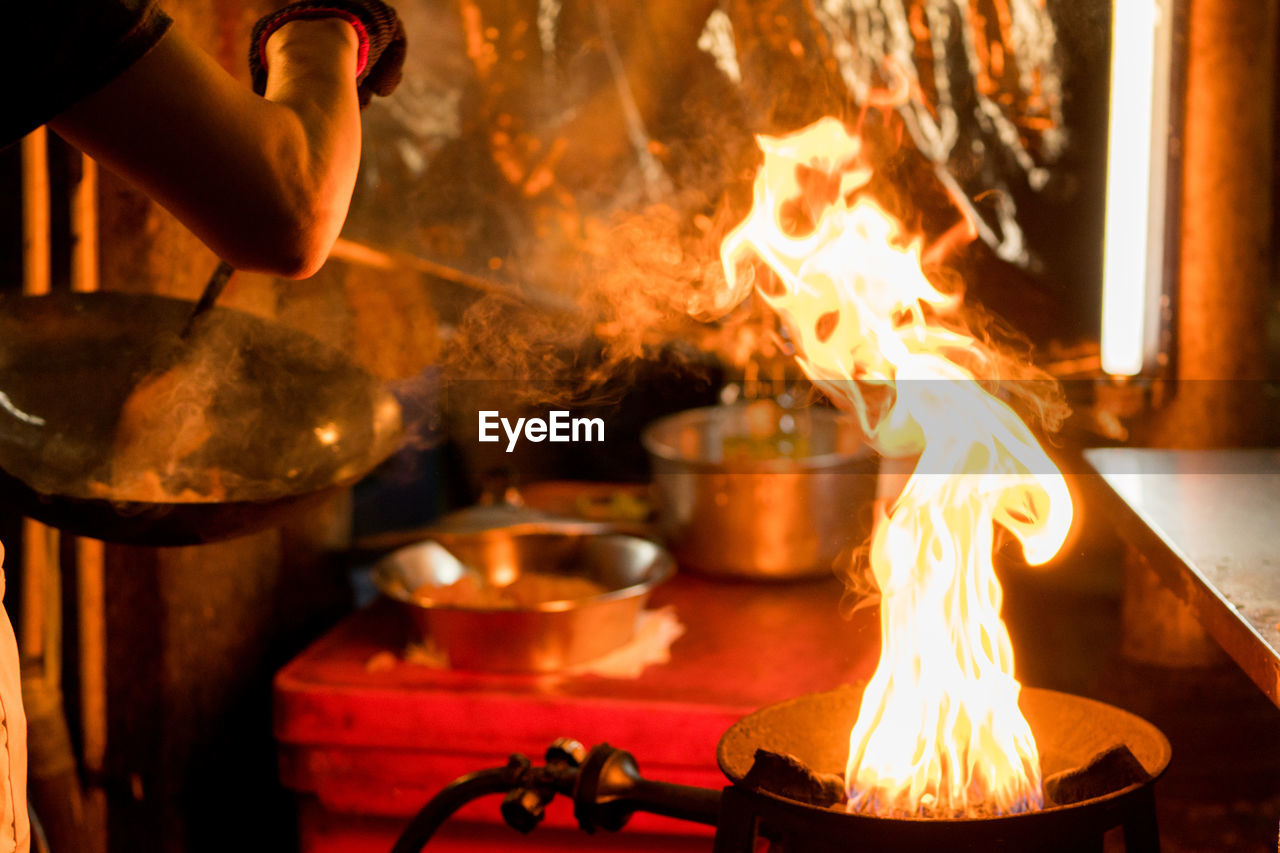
[1150,0,1277,448]
[21,126,94,853]
[18,128,53,671]
[71,151,110,853]
[19,127,54,670]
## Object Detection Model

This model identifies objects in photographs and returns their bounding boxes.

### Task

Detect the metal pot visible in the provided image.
[642,403,878,580]
[373,523,675,672]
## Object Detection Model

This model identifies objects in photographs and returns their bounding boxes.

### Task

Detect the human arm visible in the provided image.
[50,17,362,279]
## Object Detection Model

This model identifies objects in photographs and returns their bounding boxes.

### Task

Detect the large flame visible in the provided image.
[717,117,1073,818]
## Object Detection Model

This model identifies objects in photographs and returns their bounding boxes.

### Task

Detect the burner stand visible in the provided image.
[394,685,1171,853]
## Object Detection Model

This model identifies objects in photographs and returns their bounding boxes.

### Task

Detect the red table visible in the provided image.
[275,572,879,852]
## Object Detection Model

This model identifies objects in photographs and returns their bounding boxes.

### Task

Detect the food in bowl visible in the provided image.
[720,399,815,463]
[411,572,609,609]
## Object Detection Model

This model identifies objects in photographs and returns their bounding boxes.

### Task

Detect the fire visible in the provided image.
[717,117,1073,817]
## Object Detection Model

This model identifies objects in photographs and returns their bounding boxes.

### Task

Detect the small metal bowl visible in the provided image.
[373,523,675,672]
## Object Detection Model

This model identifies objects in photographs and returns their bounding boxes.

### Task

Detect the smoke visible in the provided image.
[428,116,1067,438]
[436,197,746,408]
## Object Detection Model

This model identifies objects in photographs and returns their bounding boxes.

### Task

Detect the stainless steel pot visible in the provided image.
[373,523,674,672]
[642,404,878,580]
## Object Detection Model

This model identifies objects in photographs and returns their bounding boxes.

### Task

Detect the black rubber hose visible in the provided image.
[390,767,518,853]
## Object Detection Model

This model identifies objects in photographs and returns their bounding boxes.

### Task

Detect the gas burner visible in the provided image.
[393,684,1171,853]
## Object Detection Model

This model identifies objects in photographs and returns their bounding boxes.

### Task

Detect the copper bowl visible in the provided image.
[373,523,675,672]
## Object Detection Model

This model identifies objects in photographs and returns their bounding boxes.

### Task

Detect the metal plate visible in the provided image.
[1084,448,1280,708]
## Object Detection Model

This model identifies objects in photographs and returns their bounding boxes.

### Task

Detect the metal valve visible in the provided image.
[394,738,719,852]
[500,788,547,834]
[498,739,588,833]
[546,737,588,768]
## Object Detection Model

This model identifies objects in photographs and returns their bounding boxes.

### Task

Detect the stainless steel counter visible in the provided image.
[1083,448,1280,707]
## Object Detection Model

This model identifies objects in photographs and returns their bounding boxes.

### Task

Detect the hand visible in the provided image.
[249,0,406,107]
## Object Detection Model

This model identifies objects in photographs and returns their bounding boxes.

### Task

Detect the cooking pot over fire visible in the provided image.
[0,291,403,545]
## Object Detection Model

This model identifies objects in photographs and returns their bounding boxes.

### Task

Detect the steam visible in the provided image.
[438,202,726,406]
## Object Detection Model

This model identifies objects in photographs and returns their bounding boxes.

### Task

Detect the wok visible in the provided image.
[0,291,403,545]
